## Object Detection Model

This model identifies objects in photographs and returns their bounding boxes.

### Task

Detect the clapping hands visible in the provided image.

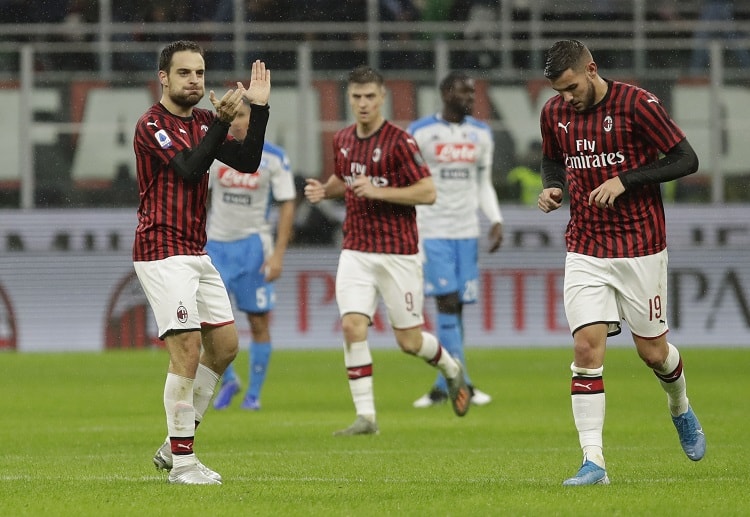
[209,60,271,123]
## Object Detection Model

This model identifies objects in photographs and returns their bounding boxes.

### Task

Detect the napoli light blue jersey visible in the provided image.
[407,114,502,240]
[206,141,295,313]
[207,141,296,243]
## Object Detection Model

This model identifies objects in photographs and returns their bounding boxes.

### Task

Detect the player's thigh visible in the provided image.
[564,253,620,336]
[164,330,203,376]
[336,250,379,320]
[614,249,669,339]
[422,239,459,297]
[247,312,271,340]
[201,322,239,362]
[378,253,425,330]
[455,238,479,304]
[134,256,203,338]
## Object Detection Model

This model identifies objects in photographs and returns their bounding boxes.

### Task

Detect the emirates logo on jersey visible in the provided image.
[217,166,260,190]
[563,138,626,169]
[435,143,477,163]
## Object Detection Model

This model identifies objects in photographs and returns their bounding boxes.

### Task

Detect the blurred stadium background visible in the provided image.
[1,0,750,352]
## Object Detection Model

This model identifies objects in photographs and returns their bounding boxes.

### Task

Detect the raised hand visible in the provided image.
[243,60,271,106]
[209,85,247,123]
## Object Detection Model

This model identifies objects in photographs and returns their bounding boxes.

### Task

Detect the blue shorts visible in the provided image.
[422,238,479,304]
[205,234,275,314]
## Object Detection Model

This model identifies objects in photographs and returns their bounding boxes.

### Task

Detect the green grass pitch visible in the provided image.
[1,346,747,516]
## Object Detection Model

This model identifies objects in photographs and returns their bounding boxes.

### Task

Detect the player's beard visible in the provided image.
[448,97,473,118]
[578,79,597,112]
[459,101,473,117]
[169,88,203,109]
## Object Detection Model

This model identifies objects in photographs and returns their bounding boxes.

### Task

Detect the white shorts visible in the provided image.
[336,249,424,330]
[564,249,669,339]
[134,255,234,339]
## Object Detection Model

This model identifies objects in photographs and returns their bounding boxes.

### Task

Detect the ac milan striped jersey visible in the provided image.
[333,121,431,255]
[132,103,216,261]
[540,80,686,258]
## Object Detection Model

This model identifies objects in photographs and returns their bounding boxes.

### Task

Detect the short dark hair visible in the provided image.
[158,40,204,73]
[439,71,471,94]
[543,40,590,80]
[348,65,384,87]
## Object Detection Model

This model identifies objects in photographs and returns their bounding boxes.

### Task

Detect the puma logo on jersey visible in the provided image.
[558,122,571,134]
[146,121,158,127]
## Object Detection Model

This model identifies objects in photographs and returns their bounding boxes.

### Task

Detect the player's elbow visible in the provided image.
[675,138,700,177]
[422,189,436,205]
[686,149,699,176]
[411,178,436,205]
[421,183,437,205]
[233,155,262,174]
[414,191,437,205]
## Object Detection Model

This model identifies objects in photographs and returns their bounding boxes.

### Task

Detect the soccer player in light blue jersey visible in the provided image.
[206,101,296,411]
[407,71,504,408]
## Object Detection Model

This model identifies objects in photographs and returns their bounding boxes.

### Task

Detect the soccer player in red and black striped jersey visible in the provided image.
[132,40,270,485]
[538,40,706,486]
[304,66,472,435]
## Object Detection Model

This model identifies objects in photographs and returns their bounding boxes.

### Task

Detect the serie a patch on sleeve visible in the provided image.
[154,129,172,149]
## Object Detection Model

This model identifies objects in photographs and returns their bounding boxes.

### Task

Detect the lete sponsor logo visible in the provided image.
[435,143,477,163]
[217,166,261,189]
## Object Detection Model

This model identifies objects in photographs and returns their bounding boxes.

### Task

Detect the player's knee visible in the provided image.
[637,347,668,369]
[248,313,271,342]
[341,315,368,343]
[572,325,607,365]
[215,340,239,367]
[436,292,461,314]
[634,336,669,369]
[394,328,422,355]
[251,331,271,343]
[396,338,420,355]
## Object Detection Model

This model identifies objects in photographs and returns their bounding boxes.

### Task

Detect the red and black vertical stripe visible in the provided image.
[334,121,430,255]
[540,80,684,259]
[133,104,215,261]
